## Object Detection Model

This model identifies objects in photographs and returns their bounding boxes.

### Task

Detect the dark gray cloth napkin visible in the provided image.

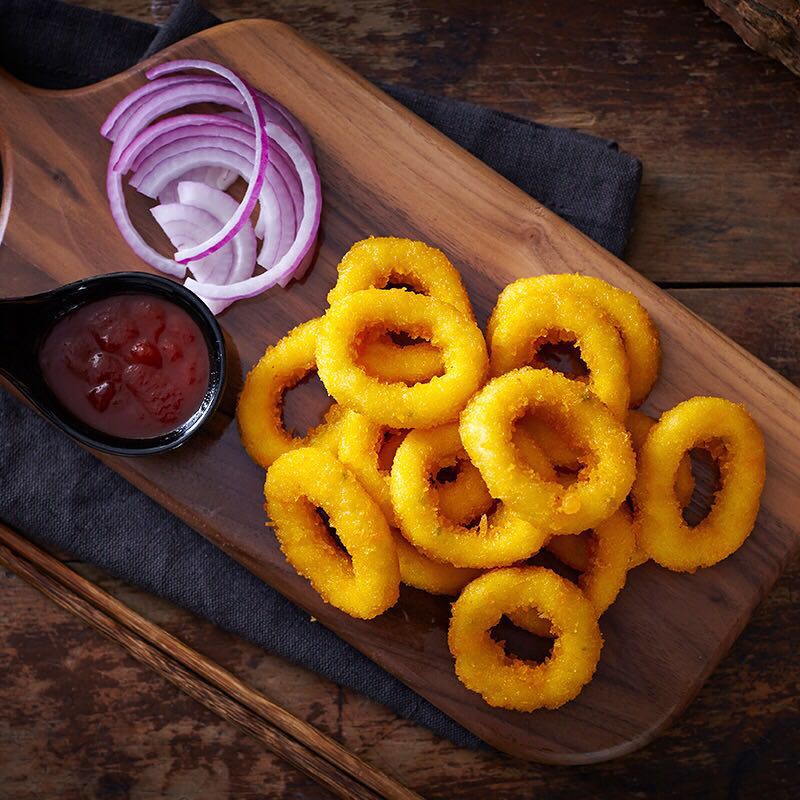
[0,0,642,749]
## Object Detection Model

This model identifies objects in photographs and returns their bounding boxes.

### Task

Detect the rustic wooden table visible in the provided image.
[1,1,798,797]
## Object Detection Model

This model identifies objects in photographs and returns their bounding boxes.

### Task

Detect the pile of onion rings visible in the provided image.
[240,236,766,713]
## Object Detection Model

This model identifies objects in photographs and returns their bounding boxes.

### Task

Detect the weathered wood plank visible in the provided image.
[2,553,798,799]
[705,0,800,77]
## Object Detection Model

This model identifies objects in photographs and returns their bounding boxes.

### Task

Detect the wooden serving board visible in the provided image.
[0,19,798,765]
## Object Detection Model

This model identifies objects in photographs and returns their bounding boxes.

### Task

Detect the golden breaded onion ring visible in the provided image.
[318,411,486,587]
[627,409,694,507]
[529,410,696,571]
[488,288,631,418]
[379,428,491,525]
[334,409,396,525]
[509,508,636,634]
[512,424,560,483]
[627,409,695,568]
[377,429,408,473]
[305,404,349,453]
[392,530,481,596]
[264,447,400,618]
[328,236,473,315]
[322,409,487,528]
[238,319,332,468]
[357,328,444,384]
[435,460,494,526]
[460,368,636,536]
[488,274,660,406]
[632,396,765,572]
[516,413,583,472]
[448,567,603,711]
[329,237,473,384]
[391,424,548,568]
[317,289,489,429]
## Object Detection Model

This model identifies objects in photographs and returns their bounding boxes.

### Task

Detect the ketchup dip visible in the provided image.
[38,294,210,439]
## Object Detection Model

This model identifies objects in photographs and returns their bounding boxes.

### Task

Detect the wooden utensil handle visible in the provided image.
[0,522,423,800]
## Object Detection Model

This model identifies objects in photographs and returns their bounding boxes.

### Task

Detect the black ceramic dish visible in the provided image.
[0,272,226,456]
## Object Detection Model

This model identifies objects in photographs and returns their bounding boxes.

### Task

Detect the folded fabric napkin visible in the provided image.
[0,0,642,748]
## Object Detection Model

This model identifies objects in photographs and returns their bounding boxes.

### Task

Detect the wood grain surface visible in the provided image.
[705,0,800,77]
[0,523,421,800]
[1,0,799,796]
[1,14,798,764]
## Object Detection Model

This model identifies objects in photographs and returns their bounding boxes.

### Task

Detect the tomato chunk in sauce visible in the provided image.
[39,294,210,439]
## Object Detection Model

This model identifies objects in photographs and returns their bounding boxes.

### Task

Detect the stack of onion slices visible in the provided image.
[101,59,322,313]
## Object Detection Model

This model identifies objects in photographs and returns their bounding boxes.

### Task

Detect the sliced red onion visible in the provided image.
[101,74,224,140]
[154,207,233,316]
[128,148,285,258]
[116,113,253,174]
[128,132,302,272]
[106,170,187,278]
[118,111,304,265]
[198,296,233,316]
[105,84,264,276]
[101,59,321,312]
[157,166,235,204]
[265,162,297,263]
[256,90,313,155]
[185,124,320,301]
[176,182,257,285]
[150,203,231,283]
[144,60,267,263]
[110,82,240,154]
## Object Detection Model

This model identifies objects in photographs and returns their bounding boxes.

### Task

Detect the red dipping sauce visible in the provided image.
[39,295,210,439]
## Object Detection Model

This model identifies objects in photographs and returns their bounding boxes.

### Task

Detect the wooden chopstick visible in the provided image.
[0,522,423,800]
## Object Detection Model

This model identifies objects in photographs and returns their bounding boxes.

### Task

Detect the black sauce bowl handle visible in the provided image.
[0,295,54,391]
[0,273,227,457]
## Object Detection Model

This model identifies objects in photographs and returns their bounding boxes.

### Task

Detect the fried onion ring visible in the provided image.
[328,237,473,384]
[238,319,333,468]
[335,409,396,524]
[317,289,489,429]
[512,424,560,483]
[627,409,695,568]
[488,287,631,418]
[531,411,697,571]
[391,424,548,568]
[328,237,473,316]
[632,396,765,572]
[448,567,603,711]
[627,409,694,507]
[377,429,408,472]
[392,530,481,595]
[357,329,444,384]
[264,446,400,618]
[516,413,583,472]
[460,368,636,536]
[488,274,660,406]
[509,508,636,634]
[435,460,494,526]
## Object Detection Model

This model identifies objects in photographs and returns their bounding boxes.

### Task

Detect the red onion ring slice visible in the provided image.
[151,203,232,283]
[144,60,267,264]
[176,181,257,285]
[101,75,223,140]
[185,124,320,300]
[106,169,186,278]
